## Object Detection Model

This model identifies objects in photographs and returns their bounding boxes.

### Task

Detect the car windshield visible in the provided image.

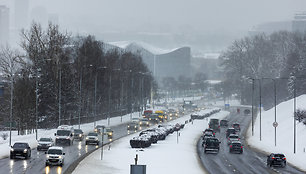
[233,124,239,127]
[88,132,98,136]
[74,129,83,134]
[140,118,148,121]
[210,119,219,124]
[39,138,52,142]
[232,143,241,146]
[48,149,62,155]
[105,128,112,132]
[96,125,103,129]
[13,143,27,148]
[57,130,71,136]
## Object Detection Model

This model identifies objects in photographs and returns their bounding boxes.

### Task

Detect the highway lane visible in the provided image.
[0,123,131,174]
[198,107,305,174]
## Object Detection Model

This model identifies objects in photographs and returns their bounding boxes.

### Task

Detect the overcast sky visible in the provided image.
[23,0,306,33]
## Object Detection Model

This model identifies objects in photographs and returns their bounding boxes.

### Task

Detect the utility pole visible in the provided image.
[293,79,296,154]
[108,72,112,125]
[251,78,254,136]
[259,79,262,141]
[58,68,62,126]
[78,67,83,129]
[94,72,97,127]
[35,70,38,140]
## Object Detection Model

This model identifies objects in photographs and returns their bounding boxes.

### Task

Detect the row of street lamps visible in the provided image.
[248,76,298,153]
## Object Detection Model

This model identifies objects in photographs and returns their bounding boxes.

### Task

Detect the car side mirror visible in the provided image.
[11,146,13,148]
[45,152,47,154]
[54,133,56,136]
[63,153,65,155]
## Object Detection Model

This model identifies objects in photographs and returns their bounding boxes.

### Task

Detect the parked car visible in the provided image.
[74,129,84,141]
[229,141,243,154]
[85,132,100,145]
[203,137,221,153]
[130,135,151,148]
[37,137,54,151]
[220,120,229,127]
[232,123,241,132]
[128,122,140,131]
[267,153,286,167]
[10,142,31,159]
[226,128,236,138]
[45,146,65,166]
[227,134,240,145]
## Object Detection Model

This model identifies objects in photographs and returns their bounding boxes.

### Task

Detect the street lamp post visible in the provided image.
[94,72,97,127]
[78,67,83,129]
[293,79,296,154]
[251,78,254,136]
[108,72,112,126]
[259,79,262,141]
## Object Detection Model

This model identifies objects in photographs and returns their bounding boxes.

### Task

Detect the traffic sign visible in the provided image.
[273,122,278,127]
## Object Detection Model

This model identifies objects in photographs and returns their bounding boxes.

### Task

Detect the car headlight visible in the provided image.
[109,132,112,135]
[128,125,130,128]
[79,134,82,137]
[95,137,98,140]
[10,148,14,152]
[134,126,137,128]
[94,129,98,132]
[47,143,52,146]
[46,155,49,158]
[23,149,27,153]
[86,137,89,140]
[56,136,59,139]
[59,156,62,159]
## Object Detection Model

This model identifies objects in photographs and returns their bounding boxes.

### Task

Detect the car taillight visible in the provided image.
[230,145,232,148]
[272,157,275,159]
[283,158,286,160]
[238,138,240,140]
[241,146,243,148]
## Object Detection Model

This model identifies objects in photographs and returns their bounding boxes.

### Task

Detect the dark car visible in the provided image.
[94,125,105,134]
[128,122,140,131]
[74,129,84,141]
[229,141,243,154]
[232,123,241,132]
[209,118,220,132]
[220,120,228,127]
[203,137,221,153]
[226,128,236,138]
[203,128,215,136]
[267,153,286,167]
[10,142,31,159]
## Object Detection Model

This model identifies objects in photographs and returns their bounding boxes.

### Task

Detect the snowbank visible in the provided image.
[247,94,306,171]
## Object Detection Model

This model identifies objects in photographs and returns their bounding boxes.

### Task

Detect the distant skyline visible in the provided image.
[1,0,306,51]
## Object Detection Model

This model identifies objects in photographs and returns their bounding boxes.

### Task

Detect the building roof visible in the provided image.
[108,41,182,55]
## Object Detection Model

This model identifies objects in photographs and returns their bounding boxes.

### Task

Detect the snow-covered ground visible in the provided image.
[247,94,306,171]
[73,109,229,174]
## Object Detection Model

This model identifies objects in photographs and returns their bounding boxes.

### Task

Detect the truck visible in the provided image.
[54,125,74,146]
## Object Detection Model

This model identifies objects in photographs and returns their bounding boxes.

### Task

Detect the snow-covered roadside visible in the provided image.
[73,109,229,174]
[247,94,306,172]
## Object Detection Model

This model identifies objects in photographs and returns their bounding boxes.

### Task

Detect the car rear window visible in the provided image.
[274,154,285,158]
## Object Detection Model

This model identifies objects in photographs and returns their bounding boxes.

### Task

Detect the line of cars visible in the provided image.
[10,124,114,167]
[202,117,287,168]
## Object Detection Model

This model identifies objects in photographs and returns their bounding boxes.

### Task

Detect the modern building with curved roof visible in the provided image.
[108,41,191,86]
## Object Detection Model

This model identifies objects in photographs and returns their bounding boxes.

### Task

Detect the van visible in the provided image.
[54,125,74,145]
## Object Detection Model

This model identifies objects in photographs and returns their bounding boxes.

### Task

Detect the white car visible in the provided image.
[37,137,54,151]
[85,132,100,145]
[45,146,65,166]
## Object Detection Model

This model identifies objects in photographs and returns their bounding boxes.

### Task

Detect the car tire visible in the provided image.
[10,155,13,159]
[45,162,49,166]
[85,142,88,145]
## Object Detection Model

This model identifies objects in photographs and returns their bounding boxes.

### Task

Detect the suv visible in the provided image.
[45,146,65,166]
[227,134,240,145]
[139,118,150,127]
[232,123,241,132]
[203,137,221,153]
[229,141,243,154]
[10,142,31,159]
[226,128,236,138]
[85,132,100,145]
[267,153,286,167]
[37,137,54,151]
[74,129,84,141]
[209,119,220,132]
[220,120,228,127]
